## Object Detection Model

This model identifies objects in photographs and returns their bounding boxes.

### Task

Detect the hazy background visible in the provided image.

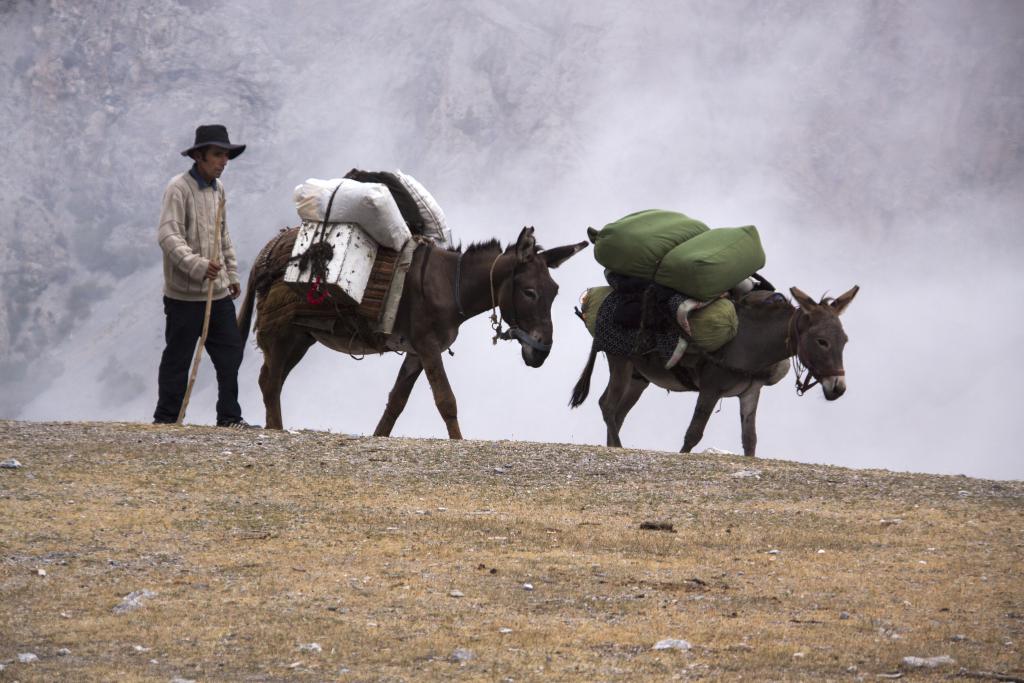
[1,0,1021,479]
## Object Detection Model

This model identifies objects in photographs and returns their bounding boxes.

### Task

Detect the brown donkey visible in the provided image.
[570,286,858,456]
[238,227,588,434]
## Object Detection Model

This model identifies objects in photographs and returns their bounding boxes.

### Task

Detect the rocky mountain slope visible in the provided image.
[1,2,1022,477]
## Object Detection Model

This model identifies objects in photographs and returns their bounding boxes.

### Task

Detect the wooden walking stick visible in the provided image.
[177,196,225,424]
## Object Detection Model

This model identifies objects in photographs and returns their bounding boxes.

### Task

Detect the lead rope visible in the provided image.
[488,253,504,344]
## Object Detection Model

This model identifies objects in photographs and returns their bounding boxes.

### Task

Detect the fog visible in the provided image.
[2,1,1022,479]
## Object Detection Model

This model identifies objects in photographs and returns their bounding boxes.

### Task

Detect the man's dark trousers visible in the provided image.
[154,296,243,424]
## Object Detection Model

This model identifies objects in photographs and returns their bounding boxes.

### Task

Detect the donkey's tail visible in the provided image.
[237,262,258,346]
[569,340,599,408]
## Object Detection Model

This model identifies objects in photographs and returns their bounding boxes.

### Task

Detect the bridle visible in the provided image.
[452,248,552,354]
[488,253,551,353]
[786,308,845,396]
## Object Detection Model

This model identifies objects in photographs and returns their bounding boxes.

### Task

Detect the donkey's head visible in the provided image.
[497,227,588,368]
[789,286,859,400]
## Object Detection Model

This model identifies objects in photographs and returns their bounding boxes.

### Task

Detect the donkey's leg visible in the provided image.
[373,354,424,437]
[419,351,462,439]
[258,330,315,430]
[599,355,634,448]
[259,360,286,430]
[613,375,650,434]
[681,389,719,454]
[738,385,763,457]
[602,370,643,446]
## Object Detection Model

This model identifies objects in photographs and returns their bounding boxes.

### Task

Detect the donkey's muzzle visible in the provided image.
[821,375,846,400]
[509,328,551,368]
[523,347,549,368]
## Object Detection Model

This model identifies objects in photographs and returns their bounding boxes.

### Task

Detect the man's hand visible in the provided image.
[229,283,241,299]
[205,260,223,280]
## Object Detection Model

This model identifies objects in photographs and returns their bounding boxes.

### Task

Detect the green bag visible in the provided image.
[686,298,739,353]
[581,286,613,336]
[592,210,709,278]
[654,226,765,300]
[592,210,765,301]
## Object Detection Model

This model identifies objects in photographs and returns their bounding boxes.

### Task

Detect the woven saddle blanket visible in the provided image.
[592,289,690,365]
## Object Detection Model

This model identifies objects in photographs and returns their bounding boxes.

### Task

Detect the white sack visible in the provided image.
[396,170,452,247]
[293,178,411,251]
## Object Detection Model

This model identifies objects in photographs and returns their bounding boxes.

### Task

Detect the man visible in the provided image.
[153,124,256,428]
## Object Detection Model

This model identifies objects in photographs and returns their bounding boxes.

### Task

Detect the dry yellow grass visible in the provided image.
[1,420,1022,681]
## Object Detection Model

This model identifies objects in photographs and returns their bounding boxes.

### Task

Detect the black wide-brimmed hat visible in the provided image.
[180,124,246,159]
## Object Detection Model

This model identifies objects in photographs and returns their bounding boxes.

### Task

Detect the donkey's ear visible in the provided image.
[831,285,859,316]
[515,226,537,263]
[789,287,817,310]
[541,241,589,269]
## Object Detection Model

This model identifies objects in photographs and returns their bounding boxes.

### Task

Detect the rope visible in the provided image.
[488,253,504,344]
[299,240,334,304]
[690,346,775,381]
[345,328,366,361]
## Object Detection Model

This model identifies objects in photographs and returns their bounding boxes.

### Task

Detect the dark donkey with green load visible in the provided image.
[570,285,859,457]
[238,227,587,435]
[571,209,857,457]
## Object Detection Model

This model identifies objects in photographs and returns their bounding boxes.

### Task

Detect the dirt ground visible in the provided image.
[1,420,1022,682]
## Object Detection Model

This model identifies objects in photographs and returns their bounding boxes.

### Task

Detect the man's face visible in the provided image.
[194,147,231,182]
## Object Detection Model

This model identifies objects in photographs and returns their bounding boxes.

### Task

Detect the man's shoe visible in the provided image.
[217,419,261,430]
[152,418,176,425]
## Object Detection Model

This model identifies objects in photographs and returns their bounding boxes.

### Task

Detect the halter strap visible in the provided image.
[786,308,815,395]
[454,251,467,318]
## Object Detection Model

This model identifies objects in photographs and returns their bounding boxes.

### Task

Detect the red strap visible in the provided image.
[306,276,328,305]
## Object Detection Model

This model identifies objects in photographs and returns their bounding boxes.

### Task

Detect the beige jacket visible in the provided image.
[157,170,240,301]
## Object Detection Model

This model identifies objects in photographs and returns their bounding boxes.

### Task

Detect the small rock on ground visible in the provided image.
[450,648,474,662]
[653,638,691,651]
[18,652,39,663]
[902,655,955,669]
[113,589,157,614]
[1,458,22,469]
